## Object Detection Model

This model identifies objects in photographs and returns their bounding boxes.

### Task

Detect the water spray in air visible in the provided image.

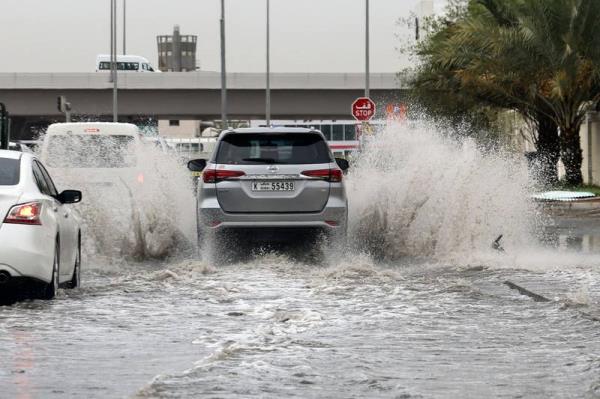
[346,120,535,262]
[42,130,197,261]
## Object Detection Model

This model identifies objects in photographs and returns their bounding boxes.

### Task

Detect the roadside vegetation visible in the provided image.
[405,0,600,187]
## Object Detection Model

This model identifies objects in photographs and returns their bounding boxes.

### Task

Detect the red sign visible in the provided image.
[351,97,376,121]
[385,103,407,121]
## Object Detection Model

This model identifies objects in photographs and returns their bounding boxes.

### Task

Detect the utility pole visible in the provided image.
[110,0,114,83]
[123,0,127,54]
[220,0,227,129]
[365,0,370,98]
[587,112,593,183]
[112,0,118,122]
[57,96,72,123]
[266,0,271,126]
[361,0,371,137]
[415,17,420,41]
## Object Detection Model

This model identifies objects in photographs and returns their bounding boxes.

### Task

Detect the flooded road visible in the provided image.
[2,122,600,398]
[2,250,600,398]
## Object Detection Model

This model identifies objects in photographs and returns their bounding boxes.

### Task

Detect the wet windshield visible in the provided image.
[46,135,136,168]
[0,158,20,185]
[216,133,332,165]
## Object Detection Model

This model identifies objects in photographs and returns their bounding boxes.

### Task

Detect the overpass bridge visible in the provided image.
[0,72,406,138]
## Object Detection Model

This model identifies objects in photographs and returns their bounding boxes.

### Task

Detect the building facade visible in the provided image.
[156,25,198,72]
[499,109,600,185]
[581,113,600,185]
[158,119,201,138]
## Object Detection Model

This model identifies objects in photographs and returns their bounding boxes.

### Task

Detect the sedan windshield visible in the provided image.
[46,135,136,168]
[216,133,332,165]
[0,158,20,185]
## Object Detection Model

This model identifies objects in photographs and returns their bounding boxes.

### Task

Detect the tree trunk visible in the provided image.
[534,113,560,186]
[560,124,584,186]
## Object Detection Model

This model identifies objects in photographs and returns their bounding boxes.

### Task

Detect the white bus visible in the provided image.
[163,137,218,161]
[95,55,159,72]
[250,120,379,158]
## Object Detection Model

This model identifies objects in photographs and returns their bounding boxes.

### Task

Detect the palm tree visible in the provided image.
[411,0,600,185]
[509,0,600,185]
[411,0,561,184]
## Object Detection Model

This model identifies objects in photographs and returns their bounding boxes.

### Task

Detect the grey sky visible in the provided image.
[0,0,436,73]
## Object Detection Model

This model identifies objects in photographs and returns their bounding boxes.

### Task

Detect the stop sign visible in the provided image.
[351,97,376,121]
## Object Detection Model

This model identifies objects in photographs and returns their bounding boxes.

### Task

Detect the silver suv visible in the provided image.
[188,128,348,257]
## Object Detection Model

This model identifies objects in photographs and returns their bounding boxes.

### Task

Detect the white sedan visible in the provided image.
[0,150,82,299]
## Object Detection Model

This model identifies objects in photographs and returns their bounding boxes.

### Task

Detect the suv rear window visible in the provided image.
[46,135,136,168]
[216,133,332,165]
[0,158,20,185]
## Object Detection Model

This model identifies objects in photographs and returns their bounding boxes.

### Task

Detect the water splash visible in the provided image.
[347,121,535,262]
[43,132,197,260]
[126,147,197,258]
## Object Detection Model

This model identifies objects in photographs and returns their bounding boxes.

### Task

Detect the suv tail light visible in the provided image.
[4,202,43,225]
[203,169,246,183]
[301,168,343,183]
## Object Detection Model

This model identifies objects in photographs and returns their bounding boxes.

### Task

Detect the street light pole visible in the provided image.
[365,0,370,98]
[266,0,271,126]
[112,0,118,122]
[110,0,114,83]
[123,0,126,55]
[220,0,227,129]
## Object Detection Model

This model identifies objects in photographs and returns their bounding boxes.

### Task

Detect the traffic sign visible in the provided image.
[385,102,407,121]
[352,97,376,121]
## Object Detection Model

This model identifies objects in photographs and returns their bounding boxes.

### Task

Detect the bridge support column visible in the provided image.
[0,103,9,149]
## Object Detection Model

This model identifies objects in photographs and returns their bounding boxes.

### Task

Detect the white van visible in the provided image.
[40,123,150,256]
[41,122,141,165]
[95,55,159,72]
[39,123,143,183]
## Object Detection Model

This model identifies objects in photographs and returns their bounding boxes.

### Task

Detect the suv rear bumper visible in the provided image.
[198,203,347,232]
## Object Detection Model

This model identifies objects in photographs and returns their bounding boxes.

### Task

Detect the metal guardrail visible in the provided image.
[0,72,404,90]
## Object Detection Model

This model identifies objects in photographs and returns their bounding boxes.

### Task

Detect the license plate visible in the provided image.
[251,181,295,191]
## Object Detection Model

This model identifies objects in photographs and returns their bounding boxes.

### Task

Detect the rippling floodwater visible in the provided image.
[1,254,600,398]
[2,122,600,398]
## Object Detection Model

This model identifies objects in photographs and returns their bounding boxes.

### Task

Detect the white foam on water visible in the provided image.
[319,251,403,281]
[141,259,217,284]
[565,285,591,306]
[480,249,600,271]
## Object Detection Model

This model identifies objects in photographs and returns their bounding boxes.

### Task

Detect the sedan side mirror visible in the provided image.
[57,190,82,204]
[188,159,207,172]
[335,158,349,171]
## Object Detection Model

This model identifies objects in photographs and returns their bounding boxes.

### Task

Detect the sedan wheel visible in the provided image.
[67,238,81,289]
[40,241,60,300]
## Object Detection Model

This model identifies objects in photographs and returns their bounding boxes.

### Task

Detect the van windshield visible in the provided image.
[216,133,332,165]
[46,135,136,168]
[0,158,20,185]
